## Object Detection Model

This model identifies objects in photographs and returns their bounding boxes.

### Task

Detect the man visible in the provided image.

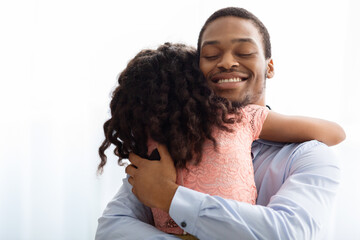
[96,7,340,239]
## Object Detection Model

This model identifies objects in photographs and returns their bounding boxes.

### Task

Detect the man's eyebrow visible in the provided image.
[201,38,257,48]
[231,38,256,44]
[201,40,220,48]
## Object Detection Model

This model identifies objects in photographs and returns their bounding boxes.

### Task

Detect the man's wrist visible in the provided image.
[160,182,179,213]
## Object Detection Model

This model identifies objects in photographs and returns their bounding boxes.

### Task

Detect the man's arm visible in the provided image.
[125,140,340,239]
[169,140,341,239]
[95,177,179,240]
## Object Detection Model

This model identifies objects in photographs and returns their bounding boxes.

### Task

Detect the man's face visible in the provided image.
[199,16,274,106]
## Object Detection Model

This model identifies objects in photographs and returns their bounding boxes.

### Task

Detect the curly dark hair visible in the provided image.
[197,7,271,60]
[98,43,241,174]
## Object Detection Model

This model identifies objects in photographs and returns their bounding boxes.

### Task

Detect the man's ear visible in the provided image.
[266,59,274,79]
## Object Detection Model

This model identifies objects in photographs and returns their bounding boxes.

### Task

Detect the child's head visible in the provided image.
[98,43,234,173]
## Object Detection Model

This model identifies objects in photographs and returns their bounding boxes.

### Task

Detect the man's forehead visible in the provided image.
[202,38,257,48]
[200,17,263,49]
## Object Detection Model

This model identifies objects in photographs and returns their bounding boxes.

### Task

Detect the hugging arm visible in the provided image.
[260,111,346,146]
[168,141,341,239]
[96,141,341,240]
[95,177,179,240]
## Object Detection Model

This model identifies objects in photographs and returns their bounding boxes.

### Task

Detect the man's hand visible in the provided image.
[125,144,179,213]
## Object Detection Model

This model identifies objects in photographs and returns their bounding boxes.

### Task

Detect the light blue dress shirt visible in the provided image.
[96,140,341,240]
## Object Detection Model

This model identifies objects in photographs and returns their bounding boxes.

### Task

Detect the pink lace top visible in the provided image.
[149,104,269,234]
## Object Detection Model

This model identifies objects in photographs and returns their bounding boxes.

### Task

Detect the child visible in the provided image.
[98,43,345,237]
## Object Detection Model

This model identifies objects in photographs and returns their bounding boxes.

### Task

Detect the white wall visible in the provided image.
[0,0,359,239]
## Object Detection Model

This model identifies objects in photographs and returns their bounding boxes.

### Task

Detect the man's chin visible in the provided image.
[213,94,250,109]
[230,101,244,108]
[230,94,251,108]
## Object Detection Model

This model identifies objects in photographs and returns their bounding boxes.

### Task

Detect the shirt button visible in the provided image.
[181,221,187,228]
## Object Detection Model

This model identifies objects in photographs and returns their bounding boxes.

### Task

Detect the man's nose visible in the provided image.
[216,52,239,70]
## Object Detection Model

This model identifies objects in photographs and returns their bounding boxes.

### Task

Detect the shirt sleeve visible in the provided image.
[169,141,341,240]
[95,176,180,240]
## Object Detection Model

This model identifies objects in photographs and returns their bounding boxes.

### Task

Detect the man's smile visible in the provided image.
[210,72,249,83]
[217,77,244,83]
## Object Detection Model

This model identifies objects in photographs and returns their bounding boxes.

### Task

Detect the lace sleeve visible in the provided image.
[242,104,269,140]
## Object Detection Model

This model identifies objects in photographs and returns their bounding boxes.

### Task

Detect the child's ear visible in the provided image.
[266,59,274,79]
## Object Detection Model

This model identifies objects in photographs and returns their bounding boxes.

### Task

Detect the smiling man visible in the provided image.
[96,7,341,240]
[199,16,273,106]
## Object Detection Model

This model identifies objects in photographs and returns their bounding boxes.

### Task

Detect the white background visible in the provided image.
[1,0,359,239]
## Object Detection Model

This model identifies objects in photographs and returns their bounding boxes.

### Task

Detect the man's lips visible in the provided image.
[210,72,249,83]
[217,77,244,83]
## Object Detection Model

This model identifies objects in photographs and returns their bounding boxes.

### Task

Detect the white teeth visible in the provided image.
[218,78,243,83]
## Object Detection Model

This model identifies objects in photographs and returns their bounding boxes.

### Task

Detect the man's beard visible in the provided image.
[230,73,267,108]
[213,89,262,109]
[231,95,251,108]
[212,94,250,110]
[210,73,267,109]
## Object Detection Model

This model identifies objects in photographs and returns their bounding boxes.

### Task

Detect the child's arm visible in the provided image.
[260,111,346,146]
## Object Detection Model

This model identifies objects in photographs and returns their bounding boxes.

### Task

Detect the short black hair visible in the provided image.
[197,7,271,59]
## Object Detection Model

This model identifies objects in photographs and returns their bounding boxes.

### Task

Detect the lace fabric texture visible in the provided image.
[150,104,269,234]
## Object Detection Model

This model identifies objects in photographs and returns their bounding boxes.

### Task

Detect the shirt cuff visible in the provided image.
[169,186,207,234]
